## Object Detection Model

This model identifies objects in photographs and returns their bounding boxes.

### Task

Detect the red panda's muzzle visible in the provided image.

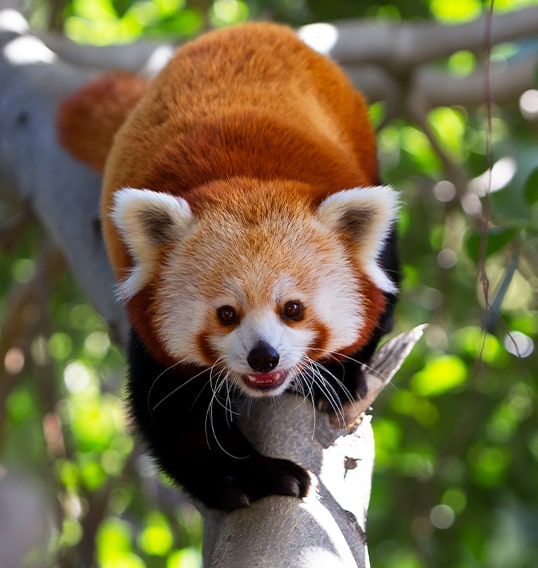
[242,340,289,393]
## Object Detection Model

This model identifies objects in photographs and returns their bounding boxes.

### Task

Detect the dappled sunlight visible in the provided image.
[519,89,538,120]
[0,8,29,33]
[468,156,517,196]
[2,35,56,64]
[297,23,339,54]
[433,180,457,202]
[142,44,175,76]
[504,331,534,358]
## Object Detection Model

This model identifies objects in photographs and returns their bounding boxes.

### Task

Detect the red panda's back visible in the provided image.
[102,23,379,280]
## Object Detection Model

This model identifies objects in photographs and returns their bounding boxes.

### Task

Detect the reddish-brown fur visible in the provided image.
[57,71,149,172]
[58,23,385,367]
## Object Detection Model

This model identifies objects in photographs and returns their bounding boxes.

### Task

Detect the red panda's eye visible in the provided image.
[217,305,238,325]
[282,301,304,321]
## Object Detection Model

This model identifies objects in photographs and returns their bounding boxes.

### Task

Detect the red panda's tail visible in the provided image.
[57,70,149,173]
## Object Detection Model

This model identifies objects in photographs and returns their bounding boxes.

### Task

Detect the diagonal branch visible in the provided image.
[202,326,426,568]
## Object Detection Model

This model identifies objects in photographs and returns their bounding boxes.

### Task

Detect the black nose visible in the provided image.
[247,341,280,372]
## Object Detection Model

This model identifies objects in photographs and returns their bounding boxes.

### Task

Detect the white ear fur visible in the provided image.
[317,186,399,294]
[111,187,196,300]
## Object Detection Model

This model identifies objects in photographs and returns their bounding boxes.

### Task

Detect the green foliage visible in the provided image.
[465,226,521,263]
[430,0,482,22]
[3,1,538,567]
[524,167,538,206]
[63,0,205,43]
[1,236,202,566]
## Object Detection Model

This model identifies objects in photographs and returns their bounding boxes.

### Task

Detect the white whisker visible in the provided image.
[308,360,348,428]
[285,351,354,429]
[147,359,184,412]
[311,361,355,428]
[205,369,248,459]
[307,346,390,383]
[150,361,209,412]
[310,358,356,406]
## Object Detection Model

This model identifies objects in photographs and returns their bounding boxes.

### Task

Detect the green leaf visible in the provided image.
[138,512,173,556]
[411,355,467,397]
[167,548,203,568]
[465,227,518,263]
[524,167,538,206]
[112,0,131,18]
[430,0,481,22]
[453,326,504,364]
[97,518,132,559]
[428,107,466,158]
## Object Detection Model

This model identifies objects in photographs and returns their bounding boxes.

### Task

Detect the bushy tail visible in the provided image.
[57,70,149,173]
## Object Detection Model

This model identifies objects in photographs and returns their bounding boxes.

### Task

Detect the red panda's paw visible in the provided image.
[215,456,312,511]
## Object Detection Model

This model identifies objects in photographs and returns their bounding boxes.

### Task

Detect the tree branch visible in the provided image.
[37,31,176,76]
[7,6,535,108]
[415,56,538,110]
[300,6,538,68]
[202,327,426,568]
[0,26,130,348]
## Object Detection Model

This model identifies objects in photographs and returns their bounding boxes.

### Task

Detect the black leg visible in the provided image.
[126,330,311,510]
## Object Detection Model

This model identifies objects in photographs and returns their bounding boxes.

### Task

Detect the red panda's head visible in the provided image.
[111,178,398,397]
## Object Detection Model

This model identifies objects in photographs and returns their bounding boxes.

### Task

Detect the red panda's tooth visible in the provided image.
[244,369,288,391]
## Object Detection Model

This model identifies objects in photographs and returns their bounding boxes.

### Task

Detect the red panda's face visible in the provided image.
[111,179,398,397]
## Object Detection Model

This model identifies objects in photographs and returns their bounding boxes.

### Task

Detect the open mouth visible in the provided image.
[242,369,289,392]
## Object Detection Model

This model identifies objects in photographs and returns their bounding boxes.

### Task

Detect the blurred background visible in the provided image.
[0,0,537,567]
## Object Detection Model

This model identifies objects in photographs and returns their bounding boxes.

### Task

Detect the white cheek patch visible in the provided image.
[152,258,209,365]
[116,266,151,302]
[311,274,364,356]
[156,295,208,364]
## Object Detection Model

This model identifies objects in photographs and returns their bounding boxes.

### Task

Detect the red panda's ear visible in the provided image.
[317,186,399,293]
[111,188,196,300]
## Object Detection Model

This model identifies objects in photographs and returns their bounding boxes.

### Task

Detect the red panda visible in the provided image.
[58,22,400,510]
